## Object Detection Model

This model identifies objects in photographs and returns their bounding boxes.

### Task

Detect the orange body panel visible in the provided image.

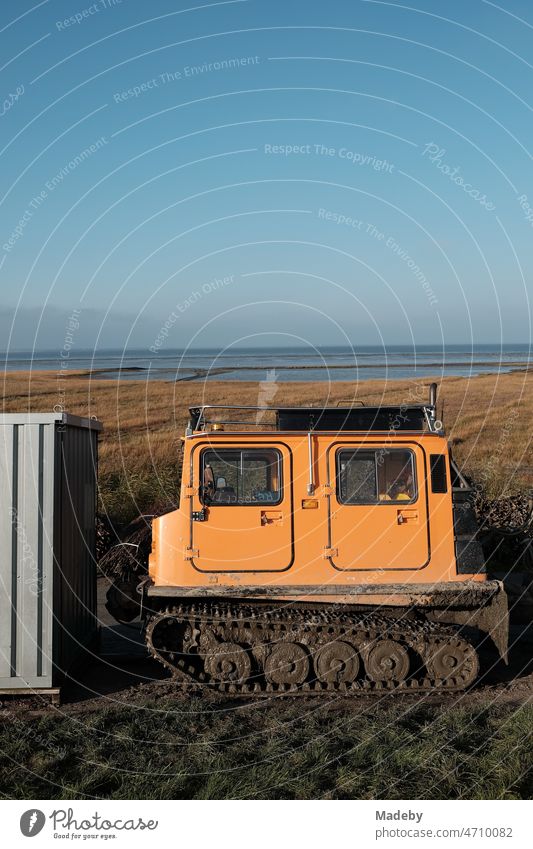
[149,431,485,590]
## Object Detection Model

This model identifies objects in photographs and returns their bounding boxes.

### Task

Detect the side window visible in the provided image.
[430,454,448,493]
[337,449,416,504]
[201,449,282,505]
[338,451,377,503]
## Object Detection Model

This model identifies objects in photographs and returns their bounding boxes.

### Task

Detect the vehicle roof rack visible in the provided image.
[188,384,442,435]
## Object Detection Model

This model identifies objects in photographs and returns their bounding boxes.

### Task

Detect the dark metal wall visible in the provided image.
[54,422,99,679]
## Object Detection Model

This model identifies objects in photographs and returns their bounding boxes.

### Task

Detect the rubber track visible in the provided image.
[145,601,480,696]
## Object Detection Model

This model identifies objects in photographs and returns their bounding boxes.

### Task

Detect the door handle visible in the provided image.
[397,509,419,525]
[261,511,283,526]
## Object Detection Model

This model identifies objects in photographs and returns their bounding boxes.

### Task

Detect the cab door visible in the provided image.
[327,443,430,571]
[190,443,293,572]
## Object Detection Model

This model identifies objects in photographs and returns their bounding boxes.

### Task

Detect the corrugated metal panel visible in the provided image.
[0,415,100,691]
[55,423,98,675]
[0,423,17,680]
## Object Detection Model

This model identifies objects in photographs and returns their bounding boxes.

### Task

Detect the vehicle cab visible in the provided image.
[149,386,486,591]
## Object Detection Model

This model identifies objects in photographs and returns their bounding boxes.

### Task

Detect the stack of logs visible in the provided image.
[97,514,154,623]
[474,491,533,571]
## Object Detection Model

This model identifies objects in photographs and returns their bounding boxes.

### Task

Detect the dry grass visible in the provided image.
[2,369,532,523]
[1,697,532,799]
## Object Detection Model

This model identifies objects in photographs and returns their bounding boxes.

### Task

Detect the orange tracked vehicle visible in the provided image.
[133,384,508,695]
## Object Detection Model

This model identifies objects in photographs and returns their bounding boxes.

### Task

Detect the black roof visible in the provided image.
[275,406,428,432]
[189,404,433,433]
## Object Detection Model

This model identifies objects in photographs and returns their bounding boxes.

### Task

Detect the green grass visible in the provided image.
[1,698,531,799]
[98,463,182,526]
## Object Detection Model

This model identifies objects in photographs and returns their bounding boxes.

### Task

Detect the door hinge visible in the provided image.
[323,546,338,559]
[185,547,199,560]
[320,484,334,497]
[192,508,207,522]
[184,485,197,497]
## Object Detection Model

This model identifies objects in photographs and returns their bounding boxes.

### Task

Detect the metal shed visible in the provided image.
[0,412,102,696]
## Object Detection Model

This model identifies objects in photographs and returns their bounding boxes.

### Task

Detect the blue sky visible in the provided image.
[1,0,532,351]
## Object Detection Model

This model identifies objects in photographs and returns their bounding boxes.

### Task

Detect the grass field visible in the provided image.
[1,368,532,801]
[1,695,532,799]
[2,369,532,524]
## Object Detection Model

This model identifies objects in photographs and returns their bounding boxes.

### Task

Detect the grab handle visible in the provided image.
[397,509,419,525]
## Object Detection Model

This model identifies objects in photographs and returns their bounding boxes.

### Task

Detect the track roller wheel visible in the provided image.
[424,638,479,687]
[365,639,410,683]
[204,642,251,683]
[314,640,360,684]
[264,642,309,685]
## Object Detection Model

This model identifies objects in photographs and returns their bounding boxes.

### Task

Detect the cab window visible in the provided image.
[337,449,416,504]
[201,449,282,505]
